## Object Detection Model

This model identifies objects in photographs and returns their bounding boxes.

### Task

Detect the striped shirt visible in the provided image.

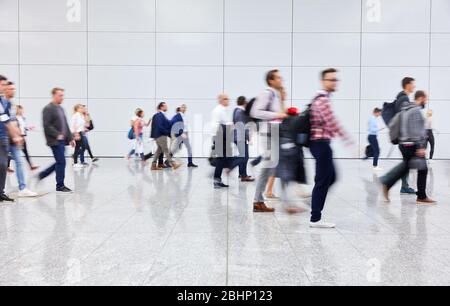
[310,90,347,141]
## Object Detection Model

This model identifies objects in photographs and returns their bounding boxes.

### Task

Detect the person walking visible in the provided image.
[233,96,254,182]
[211,94,243,188]
[309,68,353,228]
[15,105,39,170]
[425,109,435,163]
[0,75,23,202]
[170,104,198,168]
[71,104,88,168]
[151,102,180,171]
[251,70,288,212]
[367,108,383,172]
[395,77,417,196]
[2,81,38,197]
[82,106,99,163]
[37,88,75,193]
[380,90,436,205]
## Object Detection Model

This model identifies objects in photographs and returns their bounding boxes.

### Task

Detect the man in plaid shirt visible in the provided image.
[309,68,352,228]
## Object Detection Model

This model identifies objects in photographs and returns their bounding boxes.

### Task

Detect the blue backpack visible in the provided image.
[127,128,135,140]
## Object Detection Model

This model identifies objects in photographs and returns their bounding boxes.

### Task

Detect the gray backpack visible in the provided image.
[388,112,402,145]
[388,106,413,145]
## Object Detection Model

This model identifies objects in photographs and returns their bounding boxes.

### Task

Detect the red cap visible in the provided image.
[287,107,299,116]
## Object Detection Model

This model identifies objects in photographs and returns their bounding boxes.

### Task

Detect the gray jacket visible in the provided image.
[400,105,426,148]
[42,102,73,147]
[250,88,282,121]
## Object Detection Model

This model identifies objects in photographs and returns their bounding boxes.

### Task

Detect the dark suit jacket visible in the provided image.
[233,107,250,143]
[42,102,72,147]
[151,112,171,139]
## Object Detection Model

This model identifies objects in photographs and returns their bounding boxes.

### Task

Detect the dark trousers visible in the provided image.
[40,140,66,189]
[381,144,428,199]
[310,141,336,223]
[0,138,9,194]
[213,125,243,181]
[73,133,86,164]
[368,135,380,167]
[427,129,435,160]
[236,141,249,177]
[83,135,94,159]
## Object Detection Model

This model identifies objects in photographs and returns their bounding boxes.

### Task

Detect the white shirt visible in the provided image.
[180,112,188,133]
[425,116,433,130]
[211,104,231,135]
[71,112,86,133]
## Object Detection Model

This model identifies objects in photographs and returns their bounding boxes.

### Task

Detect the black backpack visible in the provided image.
[381,101,396,126]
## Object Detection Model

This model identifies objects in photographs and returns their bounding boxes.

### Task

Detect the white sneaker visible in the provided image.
[309,220,336,228]
[73,164,83,169]
[18,188,39,198]
[373,167,383,172]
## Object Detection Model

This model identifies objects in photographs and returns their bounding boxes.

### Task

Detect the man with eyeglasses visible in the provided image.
[309,68,352,228]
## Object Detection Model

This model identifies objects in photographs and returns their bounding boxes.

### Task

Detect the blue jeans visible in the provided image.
[368,135,380,167]
[310,141,336,223]
[10,145,26,191]
[39,140,66,189]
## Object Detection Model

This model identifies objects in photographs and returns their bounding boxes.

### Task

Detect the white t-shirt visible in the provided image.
[71,112,86,133]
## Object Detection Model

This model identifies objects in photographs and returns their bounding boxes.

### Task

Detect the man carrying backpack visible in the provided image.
[251,70,288,213]
[380,91,436,205]
[309,68,353,228]
[384,77,417,195]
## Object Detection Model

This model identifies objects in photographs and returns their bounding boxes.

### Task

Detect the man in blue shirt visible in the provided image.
[0,75,24,202]
[367,108,382,171]
[3,81,38,197]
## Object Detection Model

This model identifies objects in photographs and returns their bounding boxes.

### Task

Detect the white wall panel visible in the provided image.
[293,33,361,67]
[0,32,19,65]
[431,34,450,67]
[430,68,450,100]
[156,0,223,32]
[157,33,223,66]
[294,0,361,32]
[20,32,87,65]
[0,0,447,158]
[225,0,292,33]
[432,0,450,32]
[88,33,155,66]
[362,0,430,33]
[0,0,18,31]
[156,67,223,99]
[88,66,155,99]
[19,0,87,31]
[362,33,429,67]
[88,0,155,32]
[20,65,87,99]
[225,33,292,67]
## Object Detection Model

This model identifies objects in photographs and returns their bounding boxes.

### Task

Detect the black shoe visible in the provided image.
[188,163,198,168]
[214,182,229,189]
[0,194,15,202]
[251,156,262,167]
[92,157,99,163]
[56,186,74,194]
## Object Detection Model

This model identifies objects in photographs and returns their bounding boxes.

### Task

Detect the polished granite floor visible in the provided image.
[0,157,450,286]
